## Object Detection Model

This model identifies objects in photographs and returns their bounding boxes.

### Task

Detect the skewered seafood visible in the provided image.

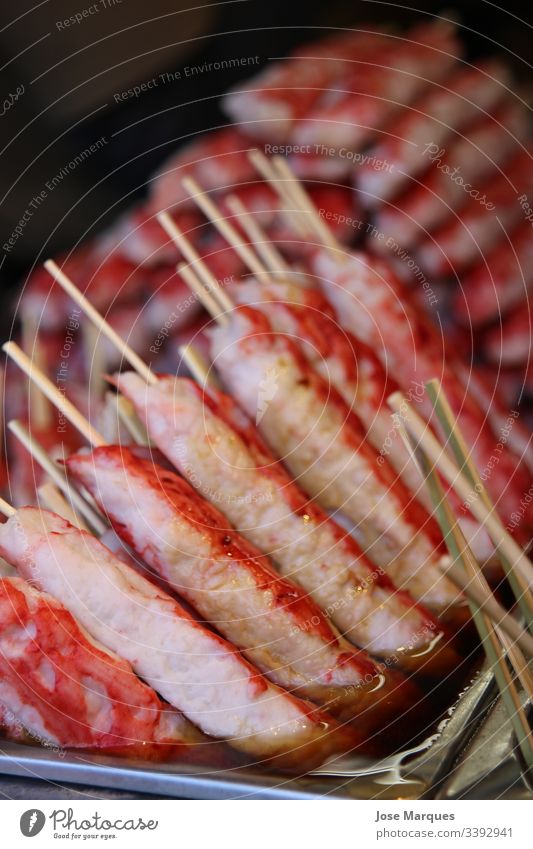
[0,507,350,767]
[374,102,529,250]
[100,376,461,668]
[358,59,510,207]
[0,575,200,751]
[67,444,393,716]
[311,248,533,540]
[454,220,533,327]
[224,27,391,142]
[226,275,490,560]
[417,149,533,276]
[292,21,461,151]
[204,307,455,606]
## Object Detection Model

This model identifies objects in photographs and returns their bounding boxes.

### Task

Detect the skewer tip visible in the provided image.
[0,493,16,518]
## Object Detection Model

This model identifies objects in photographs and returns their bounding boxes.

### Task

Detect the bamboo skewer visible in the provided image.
[177,263,229,325]
[496,628,533,702]
[37,482,88,531]
[247,149,342,252]
[399,421,533,768]
[157,212,234,314]
[179,343,218,390]
[271,156,341,254]
[247,150,311,238]
[44,260,156,386]
[115,395,150,446]
[247,150,298,208]
[3,343,106,449]
[8,419,107,535]
[226,194,290,273]
[438,559,533,658]
[0,496,16,518]
[388,390,533,589]
[425,378,533,632]
[225,195,291,277]
[21,315,52,430]
[2,357,102,451]
[181,176,274,281]
[82,321,106,400]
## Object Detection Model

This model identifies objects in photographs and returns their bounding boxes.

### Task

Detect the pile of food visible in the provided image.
[0,19,531,774]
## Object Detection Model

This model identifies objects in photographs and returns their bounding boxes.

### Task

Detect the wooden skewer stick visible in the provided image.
[0,496,16,518]
[157,212,234,313]
[397,387,533,697]
[496,627,533,702]
[247,150,311,238]
[82,321,106,400]
[8,419,107,535]
[179,343,218,390]
[21,314,52,430]
[37,482,88,531]
[426,378,533,632]
[44,260,156,386]
[438,559,533,659]
[271,156,341,254]
[388,390,533,589]
[178,263,229,326]
[401,423,533,766]
[181,176,270,280]
[3,343,106,449]
[115,395,150,446]
[225,195,291,277]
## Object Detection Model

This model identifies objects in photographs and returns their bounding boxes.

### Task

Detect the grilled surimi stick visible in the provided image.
[311,248,533,539]
[483,305,531,367]
[417,148,533,276]
[149,129,258,213]
[226,277,490,559]
[95,205,204,268]
[292,21,461,150]
[112,373,461,674]
[0,575,200,752]
[66,445,390,715]
[205,306,457,607]
[229,278,429,495]
[227,276,424,484]
[358,59,510,206]
[223,28,391,142]
[374,101,530,249]
[454,220,533,327]
[0,507,349,767]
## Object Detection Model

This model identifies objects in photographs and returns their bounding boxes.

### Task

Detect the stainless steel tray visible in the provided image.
[2,664,520,800]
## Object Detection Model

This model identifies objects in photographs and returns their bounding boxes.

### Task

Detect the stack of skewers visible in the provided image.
[0,159,533,771]
[1,18,532,778]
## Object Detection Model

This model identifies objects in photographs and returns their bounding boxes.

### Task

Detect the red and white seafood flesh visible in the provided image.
[226,276,493,560]
[374,102,529,249]
[417,148,533,276]
[454,220,533,327]
[223,27,391,142]
[311,248,533,540]
[67,445,388,713]
[205,307,455,606]
[0,575,199,751]
[292,21,461,151]
[358,59,510,207]
[109,375,461,668]
[0,507,348,766]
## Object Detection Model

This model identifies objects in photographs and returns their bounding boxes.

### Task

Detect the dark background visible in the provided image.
[0,0,531,326]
